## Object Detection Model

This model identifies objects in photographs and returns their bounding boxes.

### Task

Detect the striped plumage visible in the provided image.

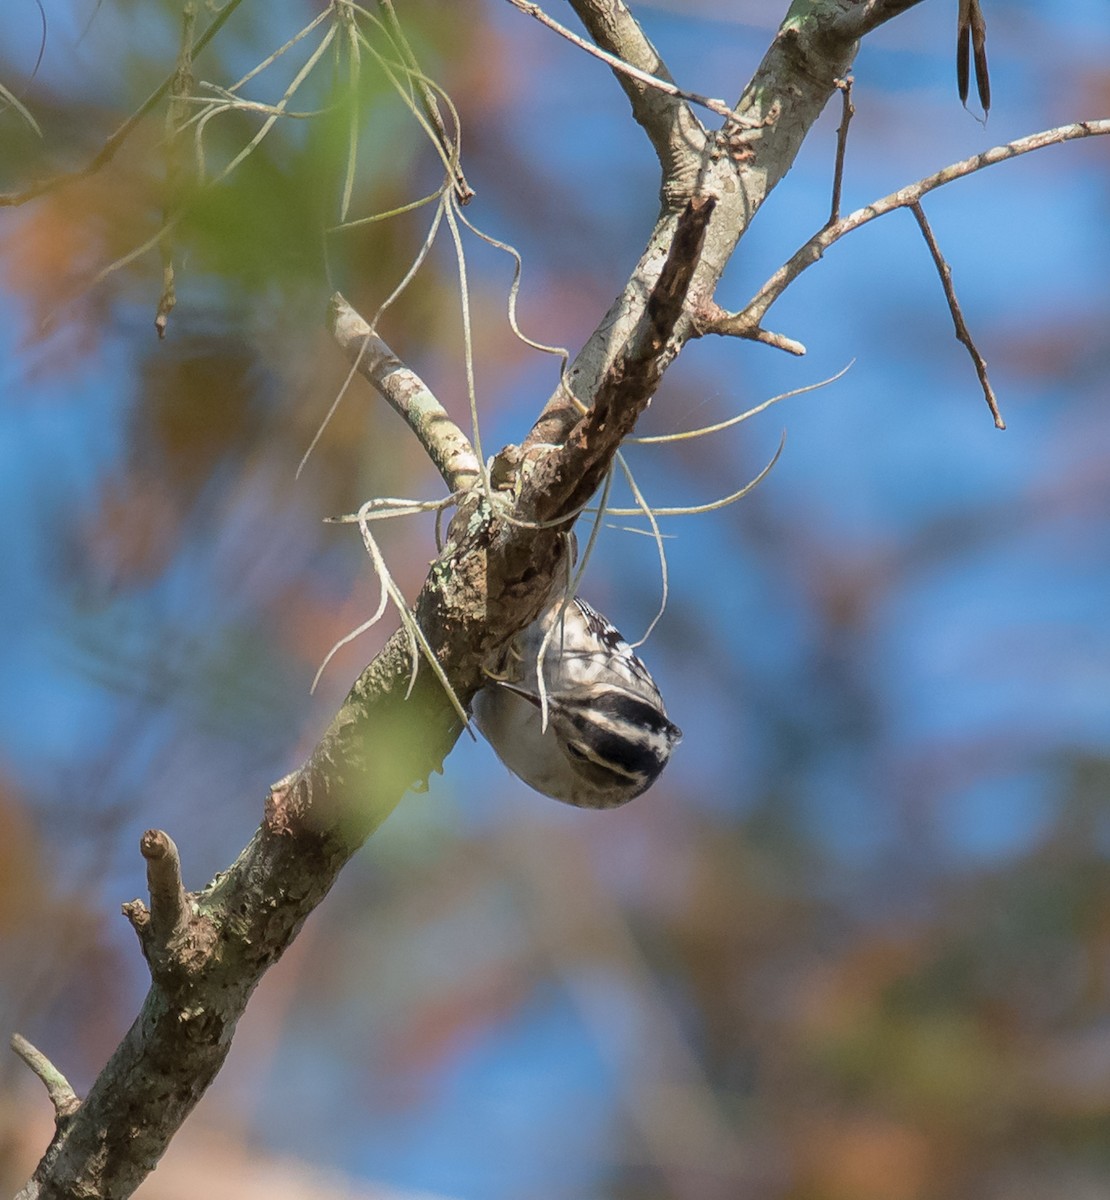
[474,597,682,808]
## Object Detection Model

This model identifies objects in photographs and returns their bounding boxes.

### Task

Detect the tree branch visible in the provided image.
[14,189,726,1200]
[512,0,712,194]
[527,0,865,450]
[525,195,716,524]
[10,1035,81,1125]
[328,295,481,492]
[910,201,1004,429]
[828,76,855,226]
[839,0,928,38]
[135,829,191,946]
[511,0,713,116]
[18,635,467,1200]
[705,120,1110,341]
[18,3,1055,1197]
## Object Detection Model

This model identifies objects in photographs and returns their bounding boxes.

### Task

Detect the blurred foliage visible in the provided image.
[2,2,1110,1199]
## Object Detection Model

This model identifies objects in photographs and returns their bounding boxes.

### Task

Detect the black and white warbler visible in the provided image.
[473,594,682,808]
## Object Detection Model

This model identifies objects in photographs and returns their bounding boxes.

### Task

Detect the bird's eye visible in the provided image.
[565,742,589,761]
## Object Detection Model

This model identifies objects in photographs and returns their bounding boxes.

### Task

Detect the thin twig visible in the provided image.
[313,497,466,714]
[338,4,362,225]
[207,21,337,188]
[707,120,1110,341]
[910,201,1004,428]
[0,77,42,137]
[44,7,335,328]
[325,496,459,525]
[828,76,854,226]
[693,300,806,355]
[503,0,755,128]
[327,293,481,491]
[156,4,197,339]
[10,1035,81,1121]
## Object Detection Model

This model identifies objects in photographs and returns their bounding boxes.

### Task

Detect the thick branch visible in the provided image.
[526,1,865,449]
[839,0,927,37]
[18,631,469,1200]
[524,196,716,524]
[540,0,710,191]
[15,196,723,1193]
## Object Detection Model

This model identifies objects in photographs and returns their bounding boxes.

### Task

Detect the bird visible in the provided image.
[473,594,682,808]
